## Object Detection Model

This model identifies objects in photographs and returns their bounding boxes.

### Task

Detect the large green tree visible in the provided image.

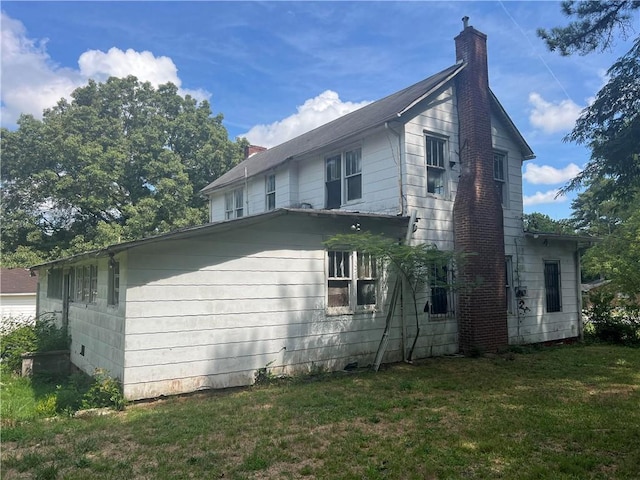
[1,76,247,266]
[538,0,640,194]
[539,2,639,296]
[570,180,640,294]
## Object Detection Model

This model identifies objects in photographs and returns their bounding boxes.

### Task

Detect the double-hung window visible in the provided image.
[325,147,362,209]
[265,174,276,211]
[544,260,562,313]
[225,188,244,219]
[327,250,377,313]
[494,151,507,206]
[425,135,447,195]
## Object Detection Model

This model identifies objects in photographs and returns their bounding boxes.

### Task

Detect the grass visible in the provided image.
[1,344,639,479]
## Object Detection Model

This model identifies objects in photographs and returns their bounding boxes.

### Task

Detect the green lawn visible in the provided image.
[2,344,639,479]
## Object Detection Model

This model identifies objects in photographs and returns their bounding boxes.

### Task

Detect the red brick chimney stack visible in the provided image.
[453,17,508,354]
[244,145,267,159]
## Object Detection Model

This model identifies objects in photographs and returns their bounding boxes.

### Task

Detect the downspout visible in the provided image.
[575,244,584,341]
[405,209,418,362]
[385,121,405,216]
[244,167,249,215]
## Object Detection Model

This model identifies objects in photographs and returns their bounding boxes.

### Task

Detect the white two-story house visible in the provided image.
[33,20,590,400]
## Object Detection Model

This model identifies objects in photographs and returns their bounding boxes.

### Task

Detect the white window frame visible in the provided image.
[265,174,276,211]
[425,134,448,196]
[326,250,377,314]
[325,147,362,208]
[493,151,508,207]
[74,264,97,304]
[225,187,244,220]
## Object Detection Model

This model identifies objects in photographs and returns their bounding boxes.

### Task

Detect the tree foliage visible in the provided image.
[523,212,574,234]
[538,1,639,56]
[1,76,247,266]
[572,182,640,295]
[538,1,640,194]
[539,1,639,296]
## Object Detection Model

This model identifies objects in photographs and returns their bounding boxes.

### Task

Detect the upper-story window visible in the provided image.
[225,188,244,219]
[265,174,276,211]
[494,151,507,206]
[425,135,447,195]
[325,147,362,209]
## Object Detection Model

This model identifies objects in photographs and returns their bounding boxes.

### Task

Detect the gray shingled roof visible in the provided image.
[202,61,534,193]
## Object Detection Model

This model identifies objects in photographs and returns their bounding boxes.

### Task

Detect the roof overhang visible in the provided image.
[524,231,599,247]
[31,209,410,270]
[489,90,535,161]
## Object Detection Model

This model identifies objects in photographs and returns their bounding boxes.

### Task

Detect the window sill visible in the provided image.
[326,306,378,316]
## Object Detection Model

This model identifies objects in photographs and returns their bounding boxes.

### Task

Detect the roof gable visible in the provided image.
[203,59,535,194]
[202,63,465,193]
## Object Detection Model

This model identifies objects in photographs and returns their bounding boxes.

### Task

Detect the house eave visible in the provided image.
[31,209,410,270]
[524,231,599,246]
[489,90,535,161]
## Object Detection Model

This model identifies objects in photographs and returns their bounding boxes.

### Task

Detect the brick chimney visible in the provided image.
[244,145,267,159]
[452,17,508,354]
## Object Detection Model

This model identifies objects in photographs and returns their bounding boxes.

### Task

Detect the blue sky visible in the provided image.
[2,1,636,219]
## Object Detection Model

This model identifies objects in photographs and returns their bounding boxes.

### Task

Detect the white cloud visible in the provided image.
[241,90,371,147]
[523,162,582,185]
[523,189,568,206]
[78,48,180,86]
[0,13,209,128]
[528,92,584,134]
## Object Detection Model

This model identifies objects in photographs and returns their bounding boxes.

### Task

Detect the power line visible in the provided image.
[498,0,575,102]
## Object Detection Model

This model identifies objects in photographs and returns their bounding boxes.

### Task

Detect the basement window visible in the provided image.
[425,134,447,195]
[327,250,377,314]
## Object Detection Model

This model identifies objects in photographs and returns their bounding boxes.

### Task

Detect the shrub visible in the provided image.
[0,314,70,374]
[0,318,37,373]
[81,369,126,411]
[585,289,640,346]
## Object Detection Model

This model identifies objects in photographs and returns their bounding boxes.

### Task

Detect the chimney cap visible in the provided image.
[462,16,469,29]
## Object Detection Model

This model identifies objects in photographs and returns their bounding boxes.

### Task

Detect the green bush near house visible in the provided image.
[0,315,70,374]
[584,289,640,346]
